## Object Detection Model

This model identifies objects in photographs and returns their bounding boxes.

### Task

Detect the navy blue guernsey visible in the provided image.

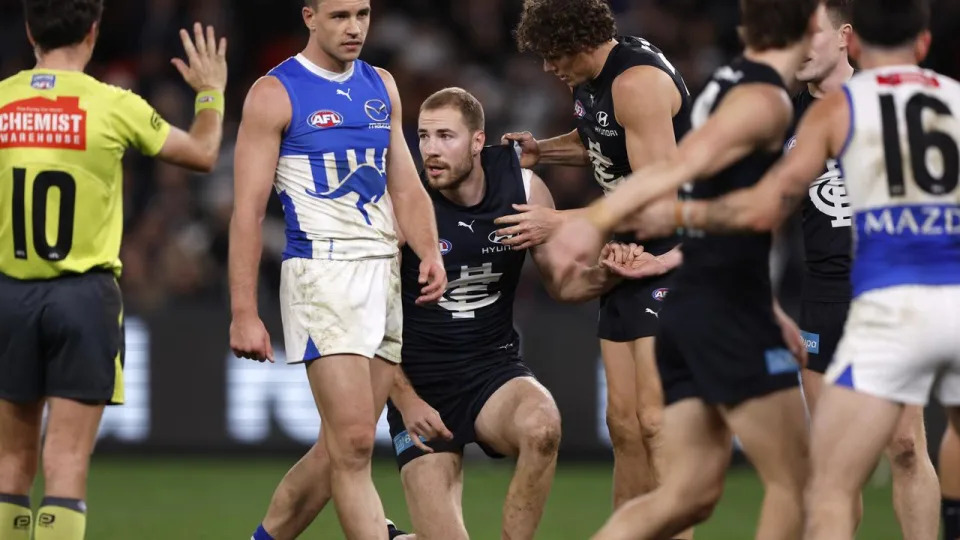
[400,146,528,385]
[674,58,788,303]
[788,89,853,301]
[572,35,692,254]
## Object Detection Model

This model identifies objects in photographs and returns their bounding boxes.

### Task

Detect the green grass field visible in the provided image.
[70,456,904,539]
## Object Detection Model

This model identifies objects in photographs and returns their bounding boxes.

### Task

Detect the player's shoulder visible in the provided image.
[242,75,292,125]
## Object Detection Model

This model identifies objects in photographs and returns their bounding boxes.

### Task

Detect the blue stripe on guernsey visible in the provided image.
[276,190,311,259]
[852,203,960,296]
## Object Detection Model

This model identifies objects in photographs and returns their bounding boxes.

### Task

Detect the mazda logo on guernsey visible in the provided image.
[364,99,389,122]
[308,110,343,129]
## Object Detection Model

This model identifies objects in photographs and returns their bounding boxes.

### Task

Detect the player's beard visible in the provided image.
[426,154,474,191]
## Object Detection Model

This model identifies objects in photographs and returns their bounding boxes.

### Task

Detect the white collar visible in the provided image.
[295,53,355,82]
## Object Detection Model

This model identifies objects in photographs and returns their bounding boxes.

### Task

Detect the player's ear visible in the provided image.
[87,20,100,47]
[474,130,486,155]
[914,30,932,63]
[302,5,316,32]
[838,23,853,50]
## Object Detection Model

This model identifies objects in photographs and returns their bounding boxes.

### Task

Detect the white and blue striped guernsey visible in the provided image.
[839,66,960,297]
[268,54,397,261]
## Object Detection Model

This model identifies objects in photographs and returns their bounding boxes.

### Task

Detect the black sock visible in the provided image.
[944,497,960,540]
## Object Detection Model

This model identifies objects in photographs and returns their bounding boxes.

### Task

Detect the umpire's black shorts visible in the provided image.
[0,271,125,405]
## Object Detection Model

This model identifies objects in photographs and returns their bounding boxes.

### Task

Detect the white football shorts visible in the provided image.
[279,256,402,364]
[826,284,960,405]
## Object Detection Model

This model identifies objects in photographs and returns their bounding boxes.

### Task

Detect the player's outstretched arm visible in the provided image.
[156,23,229,172]
[376,67,447,305]
[678,91,849,235]
[588,83,794,233]
[228,77,290,363]
[527,174,619,302]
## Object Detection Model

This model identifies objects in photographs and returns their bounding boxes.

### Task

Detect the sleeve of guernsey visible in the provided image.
[111,89,172,156]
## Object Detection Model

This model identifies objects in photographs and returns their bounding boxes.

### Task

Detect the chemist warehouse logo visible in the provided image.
[0,96,87,150]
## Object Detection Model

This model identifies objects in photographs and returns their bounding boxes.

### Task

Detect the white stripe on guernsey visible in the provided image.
[365,147,377,166]
[521,168,533,203]
[323,153,338,192]
[294,53,354,82]
[347,149,358,171]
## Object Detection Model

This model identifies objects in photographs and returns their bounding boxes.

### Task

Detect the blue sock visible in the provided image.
[252,524,275,540]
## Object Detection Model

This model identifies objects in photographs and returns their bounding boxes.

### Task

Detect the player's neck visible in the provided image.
[808,60,855,97]
[301,41,353,73]
[441,164,486,207]
[34,46,90,72]
[856,47,918,71]
[588,40,618,81]
[745,45,808,89]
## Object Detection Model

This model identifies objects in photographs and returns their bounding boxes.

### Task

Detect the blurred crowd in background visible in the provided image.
[2,0,959,315]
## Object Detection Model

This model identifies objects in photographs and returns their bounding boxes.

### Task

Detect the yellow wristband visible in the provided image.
[195,90,225,116]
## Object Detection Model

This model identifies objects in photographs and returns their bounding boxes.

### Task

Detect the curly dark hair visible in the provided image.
[22,0,104,52]
[515,0,617,59]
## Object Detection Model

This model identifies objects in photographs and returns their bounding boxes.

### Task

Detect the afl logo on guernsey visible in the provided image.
[439,239,453,255]
[652,288,669,301]
[574,100,585,118]
[30,74,56,90]
[308,110,343,129]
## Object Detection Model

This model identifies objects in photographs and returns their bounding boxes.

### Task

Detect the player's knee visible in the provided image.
[41,449,88,488]
[605,404,642,448]
[520,404,562,457]
[636,405,663,443]
[887,432,919,471]
[330,422,376,469]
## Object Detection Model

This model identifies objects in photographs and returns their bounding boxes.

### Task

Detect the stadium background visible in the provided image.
[2,0,959,537]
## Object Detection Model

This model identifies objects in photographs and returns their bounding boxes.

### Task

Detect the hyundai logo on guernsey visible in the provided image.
[308,110,343,129]
[30,74,56,90]
[439,239,452,255]
[652,288,669,301]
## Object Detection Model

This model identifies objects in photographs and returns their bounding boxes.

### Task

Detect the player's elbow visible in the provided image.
[193,147,220,173]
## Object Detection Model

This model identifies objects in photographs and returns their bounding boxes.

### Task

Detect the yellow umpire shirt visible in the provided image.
[0,69,171,280]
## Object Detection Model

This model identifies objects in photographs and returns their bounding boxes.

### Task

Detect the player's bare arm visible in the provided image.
[389,369,454,454]
[590,83,793,232]
[376,67,447,305]
[526,173,619,302]
[495,66,683,251]
[612,65,685,265]
[551,83,793,266]
[684,91,849,235]
[228,76,290,363]
[501,129,589,168]
[156,23,228,172]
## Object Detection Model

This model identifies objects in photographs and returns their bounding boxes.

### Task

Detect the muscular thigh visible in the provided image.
[400,452,467,540]
[474,377,558,457]
[601,340,638,414]
[631,337,663,411]
[306,354,375,430]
